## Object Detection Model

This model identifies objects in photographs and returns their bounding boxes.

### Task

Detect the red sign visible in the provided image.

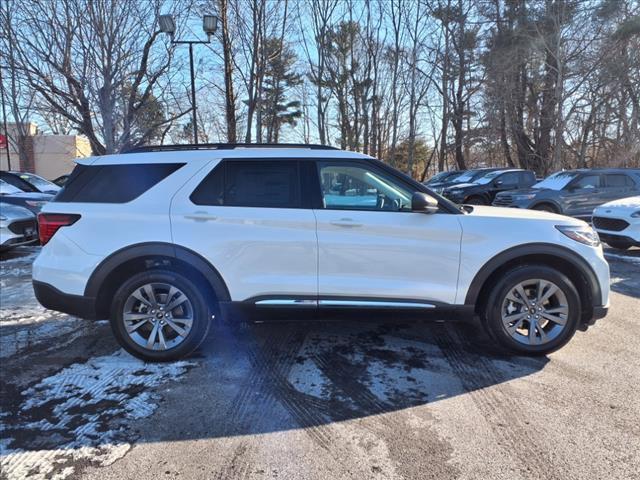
[0,134,7,149]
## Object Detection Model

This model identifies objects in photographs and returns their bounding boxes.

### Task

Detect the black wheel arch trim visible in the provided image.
[84,242,231,302]
[464,242,603,307]
[531,200,562,213]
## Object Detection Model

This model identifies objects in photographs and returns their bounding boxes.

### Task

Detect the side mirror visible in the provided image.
[494,180,504,187]
[412,192,439,214]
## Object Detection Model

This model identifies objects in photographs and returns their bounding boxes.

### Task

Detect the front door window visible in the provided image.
[318,162,413,211]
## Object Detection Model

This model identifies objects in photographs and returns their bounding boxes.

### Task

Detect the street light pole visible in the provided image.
[159,14,218,145]
[188,43,197,144]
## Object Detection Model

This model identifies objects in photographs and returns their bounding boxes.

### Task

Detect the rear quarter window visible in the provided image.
[54,163,184,203]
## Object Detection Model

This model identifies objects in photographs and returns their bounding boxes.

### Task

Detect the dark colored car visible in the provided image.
[493,168,640,219]
[441,169,537,205]
[424,170,462,185]
[0,171,61,195]
[0,179,53,213]
[427,167,504,194]
[52,174,70,187]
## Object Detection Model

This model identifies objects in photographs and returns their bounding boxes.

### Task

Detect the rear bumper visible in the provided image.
[33,280,98,320]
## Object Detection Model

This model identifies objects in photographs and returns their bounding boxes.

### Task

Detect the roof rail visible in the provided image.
[122,143,339,154]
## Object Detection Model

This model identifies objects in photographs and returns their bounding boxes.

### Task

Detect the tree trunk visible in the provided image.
[219,0,237,143]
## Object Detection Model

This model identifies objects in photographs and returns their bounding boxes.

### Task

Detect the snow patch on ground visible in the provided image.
[0,308,88,359]
[0,349,195,480]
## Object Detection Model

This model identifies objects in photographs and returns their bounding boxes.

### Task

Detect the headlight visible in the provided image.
[555,225,600,247]
[631,211,640,218]
[513,194,536,200]
[25,201,47,207]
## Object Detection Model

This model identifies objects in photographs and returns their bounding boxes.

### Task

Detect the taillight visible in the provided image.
[38,213,80,245]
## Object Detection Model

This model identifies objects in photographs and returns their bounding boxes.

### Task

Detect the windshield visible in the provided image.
[17,172,60,192]
[0,179,23,195]
[427,171,450,184]
[453,169,495,184]
[451,170,479,183]
[533,171,578,190]
[474,171,503,185]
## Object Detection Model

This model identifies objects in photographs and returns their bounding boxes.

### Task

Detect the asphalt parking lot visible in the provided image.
[1,246,639,480]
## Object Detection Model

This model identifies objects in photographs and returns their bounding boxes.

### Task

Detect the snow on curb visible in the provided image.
[0,349,195,480]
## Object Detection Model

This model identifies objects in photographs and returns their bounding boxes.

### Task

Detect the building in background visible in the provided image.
[0,123,91,179]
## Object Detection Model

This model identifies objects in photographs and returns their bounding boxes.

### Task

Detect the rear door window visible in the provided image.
[604,174,635,188]
[190,160,301,208]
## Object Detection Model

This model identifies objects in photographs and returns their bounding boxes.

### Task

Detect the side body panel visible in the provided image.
[314,210,463,304]
[170,161,318,301]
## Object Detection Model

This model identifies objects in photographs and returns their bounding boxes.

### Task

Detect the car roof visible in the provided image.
[557,168,640,174]
[78,147,374,166]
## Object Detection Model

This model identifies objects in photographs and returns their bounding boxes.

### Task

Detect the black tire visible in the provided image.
[533,203,558,214]
[466,195,488,205]
[483,265,581,355]
[606,239,632,250]
[110,270,212,361]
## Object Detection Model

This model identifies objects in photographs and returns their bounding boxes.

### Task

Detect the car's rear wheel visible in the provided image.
[466,195,487,205]
[110,270,212,361]
[483,266,581,355]
[606,239,632,250]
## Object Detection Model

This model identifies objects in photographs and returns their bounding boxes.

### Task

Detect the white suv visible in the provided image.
[33,144,610,361]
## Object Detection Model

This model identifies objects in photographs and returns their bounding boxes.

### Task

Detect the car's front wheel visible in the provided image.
[110,270,212,361]
[483,265,581,355]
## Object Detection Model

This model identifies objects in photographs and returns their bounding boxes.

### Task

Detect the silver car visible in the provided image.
[0,202,39,251]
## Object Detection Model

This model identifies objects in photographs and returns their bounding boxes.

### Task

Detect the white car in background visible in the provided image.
[592,196,640,250]
[0,203,38,251]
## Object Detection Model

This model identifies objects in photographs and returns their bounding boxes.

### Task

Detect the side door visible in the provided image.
[171,159,318,302]
[313,160,463,305]
[563,173,602,217]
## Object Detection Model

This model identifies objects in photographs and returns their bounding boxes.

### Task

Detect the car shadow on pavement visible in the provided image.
[0,315,549,479]
[132,318,549,445]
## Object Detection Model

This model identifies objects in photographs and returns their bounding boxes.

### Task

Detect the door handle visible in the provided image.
[330,218,362,228]
[185,211,217,222]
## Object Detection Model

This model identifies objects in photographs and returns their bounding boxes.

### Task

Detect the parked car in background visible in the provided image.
[0,171,60,194]
[493,168,640,219]
[52,174,70,187]
[592,196,640,250]
[0,203,38,251]
[428,167,504,193]
[425,170,462,185]
[0,179,53,213]
[442,169,536,205]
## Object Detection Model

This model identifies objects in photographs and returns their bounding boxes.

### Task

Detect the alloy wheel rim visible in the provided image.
[501,279,569,346]
[122,282,194,351]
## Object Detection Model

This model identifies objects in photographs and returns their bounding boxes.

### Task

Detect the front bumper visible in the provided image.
[33,280,98,319]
